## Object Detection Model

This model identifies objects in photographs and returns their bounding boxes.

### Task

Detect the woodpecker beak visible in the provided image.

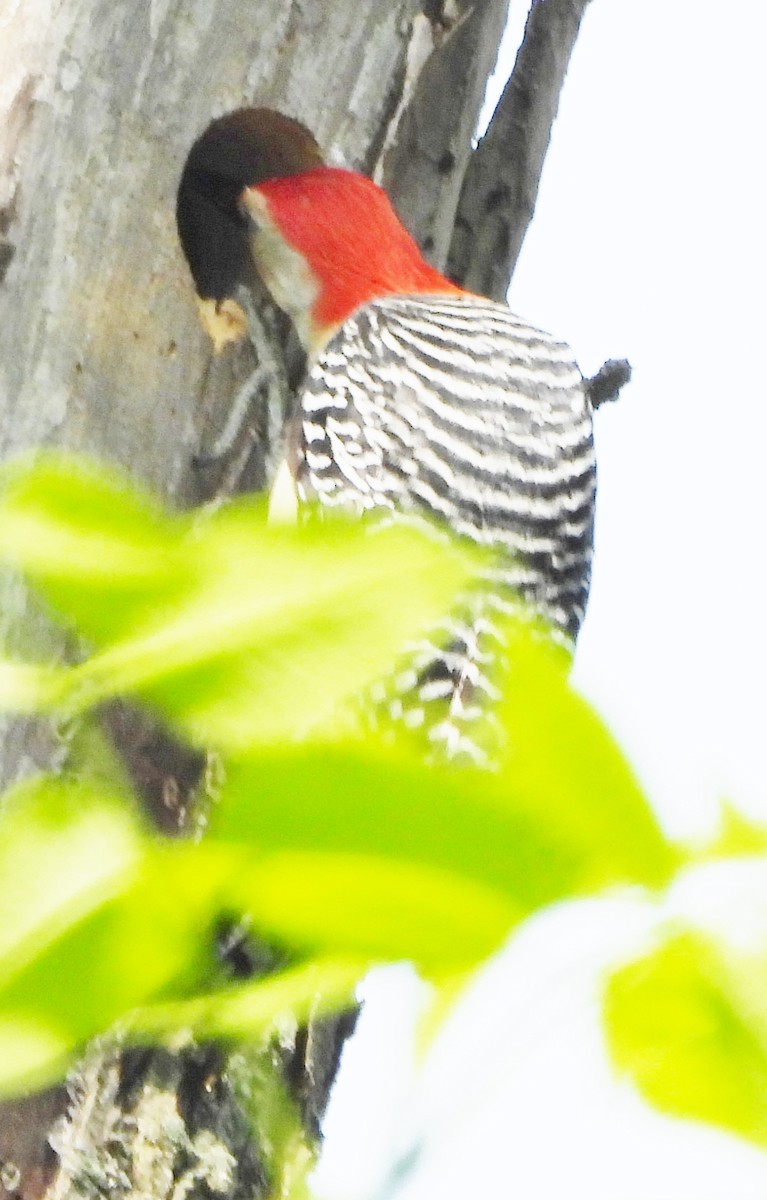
[196,296,249,354]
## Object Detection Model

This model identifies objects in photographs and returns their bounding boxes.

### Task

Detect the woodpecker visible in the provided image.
[176,108,596,758]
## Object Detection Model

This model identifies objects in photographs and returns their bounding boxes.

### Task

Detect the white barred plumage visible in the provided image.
[295,294,595,759]
[299,294,595,635]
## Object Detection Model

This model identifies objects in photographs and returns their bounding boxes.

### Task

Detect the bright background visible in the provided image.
[314,3,767,1198]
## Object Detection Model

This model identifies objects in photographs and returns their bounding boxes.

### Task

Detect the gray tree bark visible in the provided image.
[0,1,592,1196]
[447,0,593,298]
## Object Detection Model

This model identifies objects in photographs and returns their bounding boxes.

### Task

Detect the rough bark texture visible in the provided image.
[0,0,591,1195]
[378,0,511,268]
[448,0,592,298]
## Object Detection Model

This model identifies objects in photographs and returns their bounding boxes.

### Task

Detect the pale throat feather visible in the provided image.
[240,189,331,355]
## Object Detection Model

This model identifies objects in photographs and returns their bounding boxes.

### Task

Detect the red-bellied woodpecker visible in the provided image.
[176,108,597,759]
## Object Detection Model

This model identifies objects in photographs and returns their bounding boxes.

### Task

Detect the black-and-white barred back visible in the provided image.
[295,293,596,759]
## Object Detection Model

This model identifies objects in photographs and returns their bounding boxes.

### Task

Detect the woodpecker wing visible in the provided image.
[297,294,596,643]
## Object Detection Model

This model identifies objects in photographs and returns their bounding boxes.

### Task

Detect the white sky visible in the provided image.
[315,3,767,1198]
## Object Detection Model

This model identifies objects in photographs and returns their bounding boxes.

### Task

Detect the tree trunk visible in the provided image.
[0,1,591,1195]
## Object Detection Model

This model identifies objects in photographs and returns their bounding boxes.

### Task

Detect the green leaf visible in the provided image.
[0,455,188,643]
[134,956,364,1041]
[0,849,226,1037]
[214,745,537,902]
[214,729,671,934]
[495,623,674,892]
[0,781,235,1095]
[230,851,514,969]
[0,455,683,1098]
[0,457,479,749]
[0,777,139,1093]
[690,802,767,862]
[67,521,473,747]
[0,1017,73,1097]
[0,777,141,982]
[604,928,767,1148]
[0,659,69,712]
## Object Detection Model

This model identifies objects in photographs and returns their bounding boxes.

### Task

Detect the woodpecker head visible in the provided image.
[176,108,323,350]
[177,107,460,354]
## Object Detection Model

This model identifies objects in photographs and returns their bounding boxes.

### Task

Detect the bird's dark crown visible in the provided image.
[176,107,323,301]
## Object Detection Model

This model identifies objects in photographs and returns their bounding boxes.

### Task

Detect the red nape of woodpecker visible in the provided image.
[176,108,597,761]
[249,170,463,343]
[176,107,461,352]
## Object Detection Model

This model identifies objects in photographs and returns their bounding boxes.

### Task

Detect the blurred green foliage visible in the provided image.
[606,927,767,1147]
[0,454,765,1156]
